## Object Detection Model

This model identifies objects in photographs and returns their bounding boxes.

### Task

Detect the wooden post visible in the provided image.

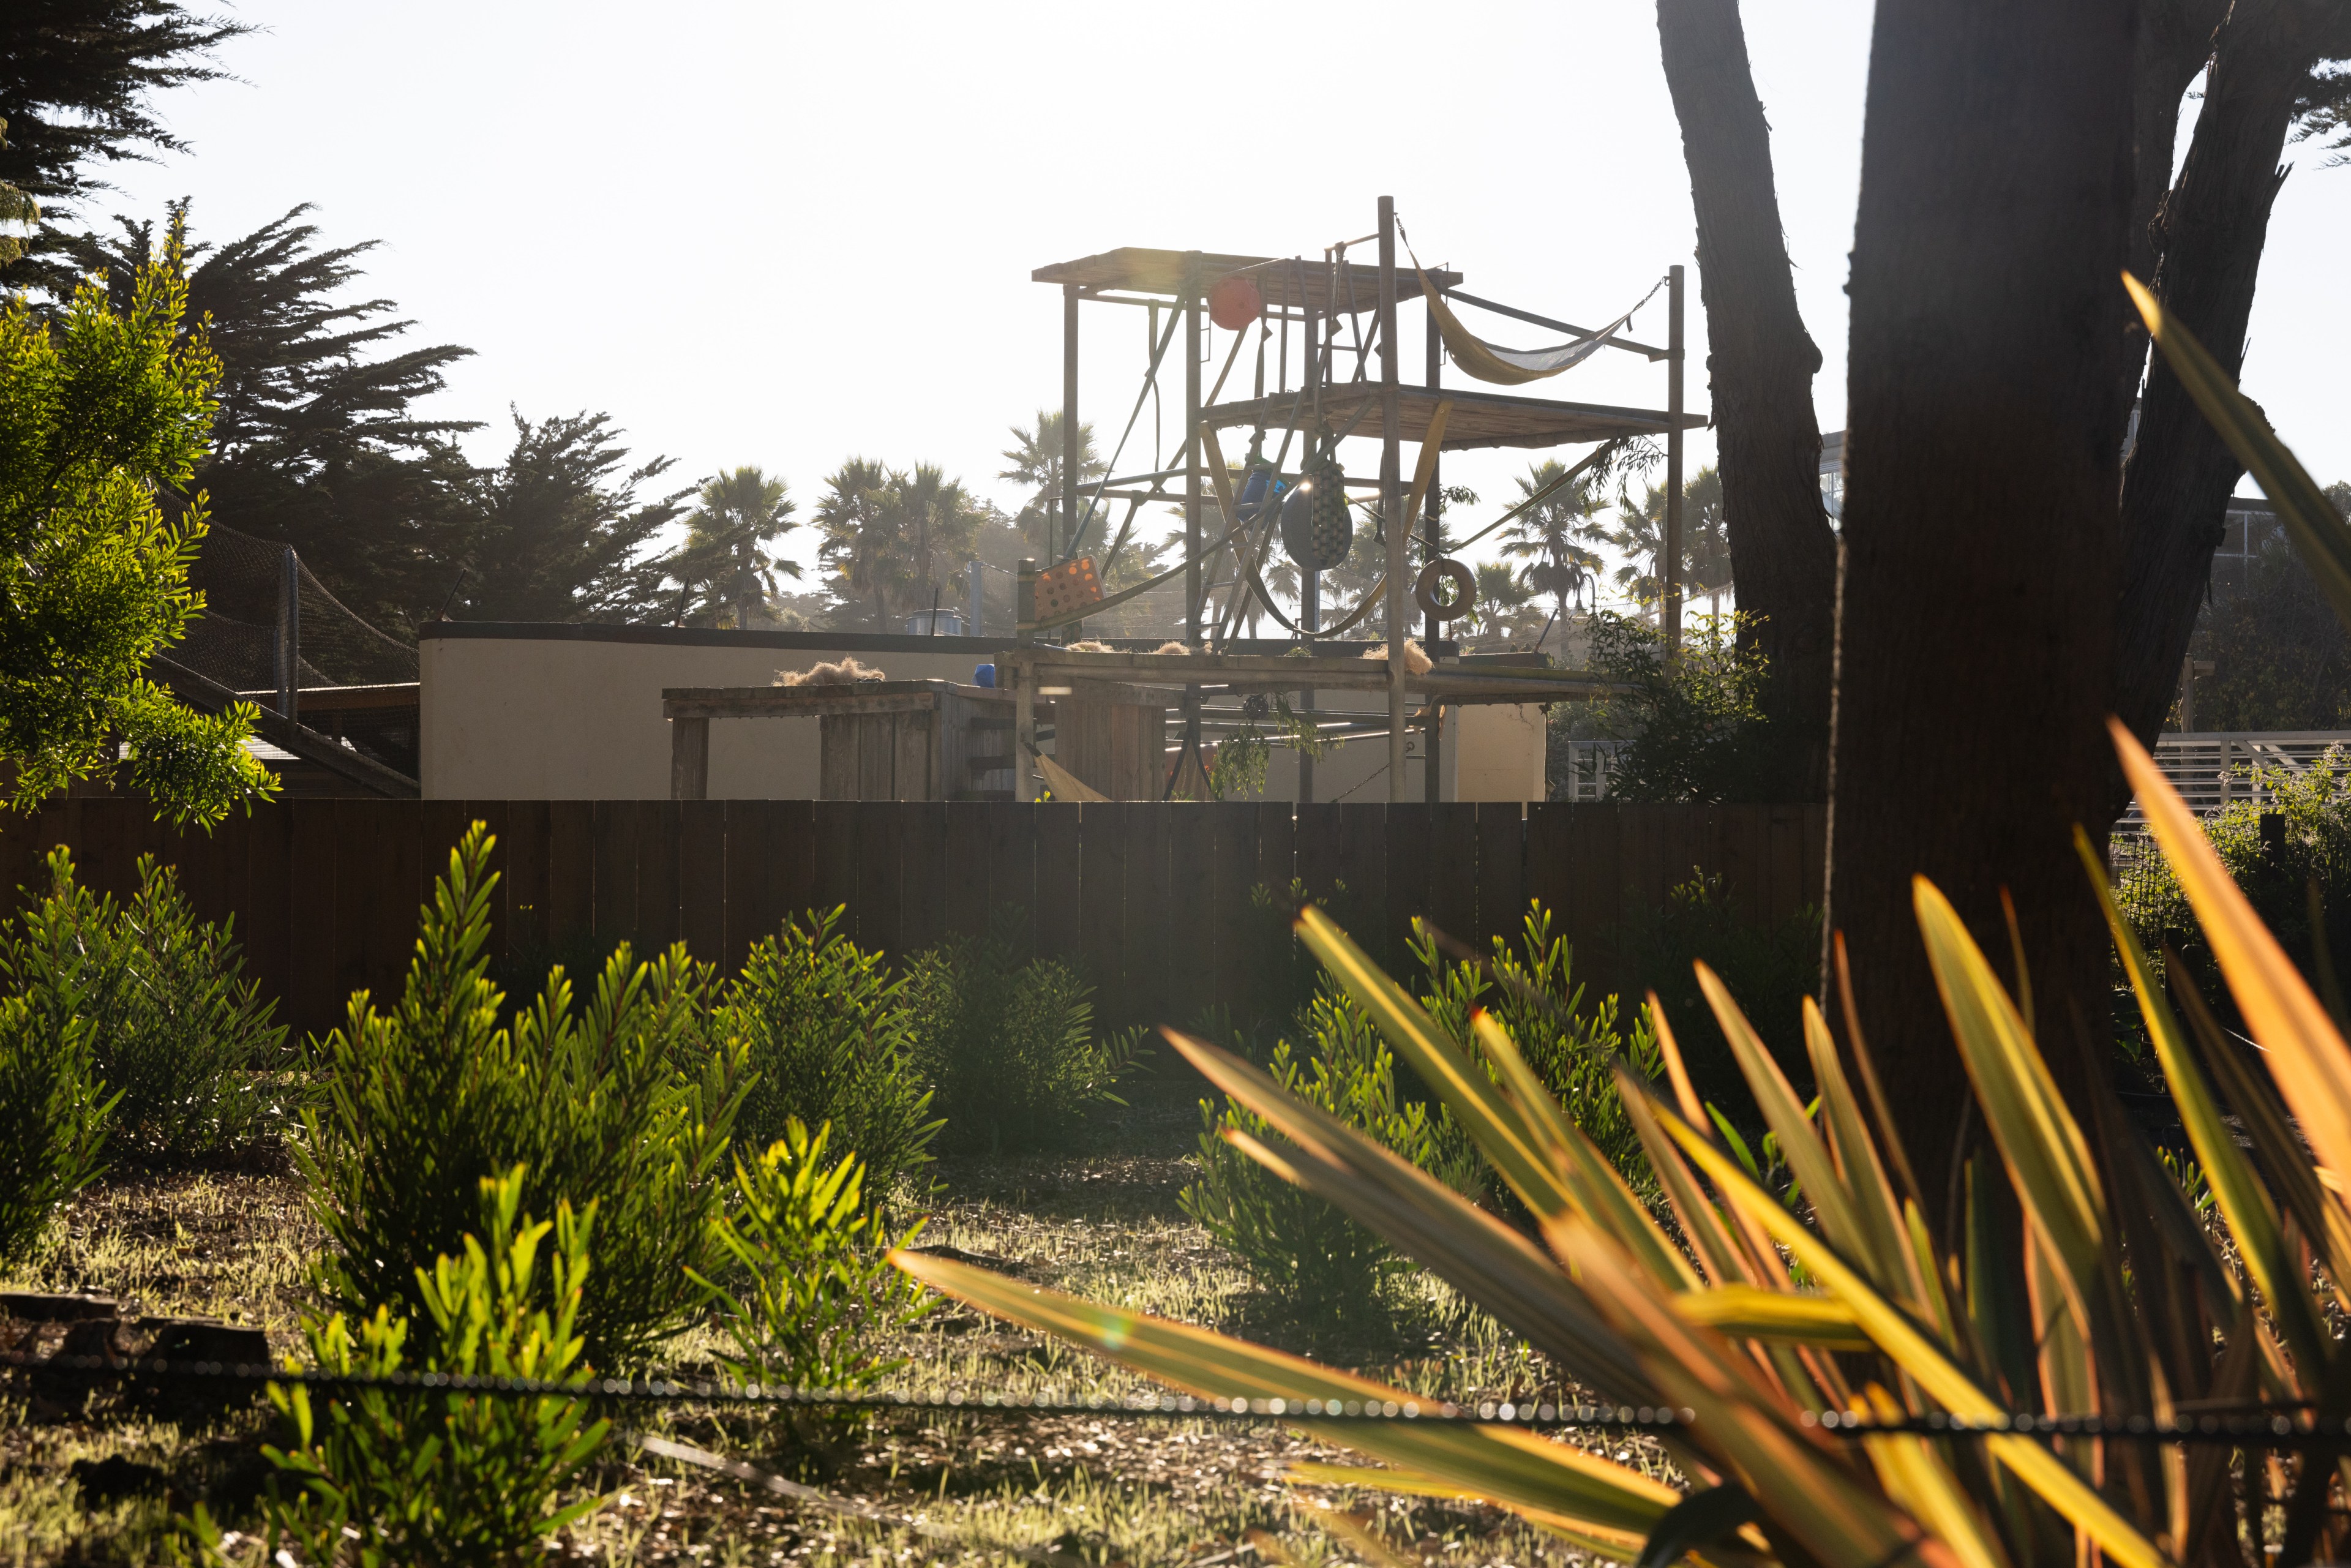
[1063,282,1081,560]
[1379,197,1405,803]
[670,717,710,800]
[1665,263,1685,654]
[1016,560,1038,803]
[1425,280,1444,805]
[1299,294,1321,805]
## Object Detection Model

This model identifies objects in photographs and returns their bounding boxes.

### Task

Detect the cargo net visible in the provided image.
[176,524,419,696]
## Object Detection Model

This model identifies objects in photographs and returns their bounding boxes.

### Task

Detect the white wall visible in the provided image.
[421,628,1550,802]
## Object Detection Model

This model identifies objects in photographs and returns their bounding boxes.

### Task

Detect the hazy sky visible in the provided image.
[86,2,2351,603]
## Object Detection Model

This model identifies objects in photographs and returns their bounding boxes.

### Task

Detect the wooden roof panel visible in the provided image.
[1033,247,1461,315]
[1202,384,1708,452]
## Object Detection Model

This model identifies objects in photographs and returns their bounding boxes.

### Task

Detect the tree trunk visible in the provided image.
[2118,0,2230,430]
[1656,0,1839,801]
[2111,0,2349,763]
[1831,1,2137,1196]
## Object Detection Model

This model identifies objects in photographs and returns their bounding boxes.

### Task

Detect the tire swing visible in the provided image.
[1414,557,1477,622]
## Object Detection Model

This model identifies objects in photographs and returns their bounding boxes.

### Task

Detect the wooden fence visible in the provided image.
[0,798,1825,1037]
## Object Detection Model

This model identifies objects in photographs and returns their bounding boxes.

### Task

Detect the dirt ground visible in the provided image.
[0,1085,1662,1566]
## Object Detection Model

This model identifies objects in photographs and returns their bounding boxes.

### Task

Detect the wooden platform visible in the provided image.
[1202,383,1707,452]
[1033,247,1461,314]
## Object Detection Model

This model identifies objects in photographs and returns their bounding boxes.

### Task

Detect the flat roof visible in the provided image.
[1033,247,1462,315]
[1204,383,1708,452]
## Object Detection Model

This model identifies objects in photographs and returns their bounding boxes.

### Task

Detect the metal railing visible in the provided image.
[2121,731,2351,825]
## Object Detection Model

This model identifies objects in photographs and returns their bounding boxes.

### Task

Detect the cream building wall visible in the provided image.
[420,625,1552,803]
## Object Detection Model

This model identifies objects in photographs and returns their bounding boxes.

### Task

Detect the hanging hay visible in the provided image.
[774,657,886,686]
[1065,640,1116,653]
[1154,641,1193,656]
[1360,640,1433,675]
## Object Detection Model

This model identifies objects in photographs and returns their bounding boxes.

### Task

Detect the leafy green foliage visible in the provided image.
[725,909,939,1199]
[691,1119,932,1471]
[905,930,1143,1153]
[2,847,285,1159]
[2117,745,2351,1024]
[0,215,276,823]
[0,990,109,1267]
[1622,871,1821,1119]
[193,1168,608,1566]
[298,822,746,1371]
[814,459,985,630]
[1182,978,1482,1310]
[1412,904,1663,1187]
[1567,610,1772,803]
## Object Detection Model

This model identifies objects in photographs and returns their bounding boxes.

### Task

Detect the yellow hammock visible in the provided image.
[1415,266,1660,387]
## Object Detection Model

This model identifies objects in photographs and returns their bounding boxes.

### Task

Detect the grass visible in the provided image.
[0,1082,1667,1566]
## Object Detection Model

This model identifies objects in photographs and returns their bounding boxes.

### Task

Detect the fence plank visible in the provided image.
[1035,805,1082,966]
[1209,802,1258,1018]
[635,801,681,953]
[898,803,947,958]
[1338,805,1389,970]
[1120,803,1167,1027]
[1475,803,1524,951]
[813,800,859,937]
[986,803,1035,962]
[239,806,293,1018]
[1385,805,1432,969]
[1428,804,1478,954]
[942,804,991,943]
[590,802,639,953]
[501,802,550,958]
[547,801,594,956]
[852,801,901,957]
[678,800,726,963]
[1165,806,1215,1024]
[1078,804,1127,1001]
[1294,803,1344,913]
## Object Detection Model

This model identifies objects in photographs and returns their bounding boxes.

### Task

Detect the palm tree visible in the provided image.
[1000,410,1106,553]
[676,465,797,628]
[814,459,984,631]
[1502,459,1608,627]
[1610,464,1734,619]
[1471,561,1534,643]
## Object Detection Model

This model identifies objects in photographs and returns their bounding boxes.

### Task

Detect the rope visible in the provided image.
[9,1352,2334,1444]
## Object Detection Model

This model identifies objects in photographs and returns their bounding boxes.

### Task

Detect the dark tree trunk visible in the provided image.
[2112,0,2350,765]
[1831,2,2136,1195]
[2118,0,2229,430]
[1656,0,1839,802]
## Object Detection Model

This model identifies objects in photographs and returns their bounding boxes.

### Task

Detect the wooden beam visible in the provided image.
[670,716,709,800]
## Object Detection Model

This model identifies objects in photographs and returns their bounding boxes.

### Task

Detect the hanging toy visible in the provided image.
[1207,273,1263,332]
[1280,449,1353,572]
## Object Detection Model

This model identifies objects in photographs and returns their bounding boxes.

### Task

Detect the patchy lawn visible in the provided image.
[0,1087,1666,1566]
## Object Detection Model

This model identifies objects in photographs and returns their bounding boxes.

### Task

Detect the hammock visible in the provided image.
[1416,266,1663,387]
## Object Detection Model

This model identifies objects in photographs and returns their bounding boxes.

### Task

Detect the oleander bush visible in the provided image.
[0,992,110,1267]
[2,847,285,1159]
[691,1117,932,1474]
[298,822,746,1372]
[904,928,1144,1154]
[722,909,939,1200]
[183,1168,609,1566]
[1183,977,1480,1311]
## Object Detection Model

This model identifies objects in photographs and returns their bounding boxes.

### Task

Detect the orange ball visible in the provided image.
[1207,274,1262,331]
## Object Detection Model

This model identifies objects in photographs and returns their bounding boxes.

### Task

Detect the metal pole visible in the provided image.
[1299,298,1321,806]
[1184,256,1204,643]
[1664,263,1685,654]
[1062,282,1081,558]
[1425,286,1443,806]
[279,547,301,735]
[1016,559,1038,803]
[969,558,984,637]
[1378,197,1405,803]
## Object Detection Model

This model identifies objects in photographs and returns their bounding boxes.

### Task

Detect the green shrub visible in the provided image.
[2117,747,2351,1027]
[1621,871,1820,1121]
[298,822,746,1372]
[183,1166,608,1566]
[691,1118,931,1471]
[2,847,285,1159]
[905,930,1144,1153]
[1412,903,1663,1188]
[1182,978,1480,1311]
[723,909,939,1199]
[0,993,110,1267]
[1558,610,1775,803]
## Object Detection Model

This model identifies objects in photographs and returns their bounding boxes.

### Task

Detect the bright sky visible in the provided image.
[90,2,2351,611]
